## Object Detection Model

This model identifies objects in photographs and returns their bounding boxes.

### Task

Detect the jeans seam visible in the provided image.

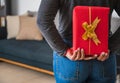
[76,62,80,80]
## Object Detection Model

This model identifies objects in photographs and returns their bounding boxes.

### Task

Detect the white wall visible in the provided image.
[11,1,119,31]
[12,0,119,17]
[11,0,41,15]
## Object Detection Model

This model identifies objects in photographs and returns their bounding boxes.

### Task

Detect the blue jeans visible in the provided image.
[53,52,116,83]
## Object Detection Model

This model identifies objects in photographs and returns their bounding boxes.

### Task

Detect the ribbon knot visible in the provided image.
[82,17,101,45]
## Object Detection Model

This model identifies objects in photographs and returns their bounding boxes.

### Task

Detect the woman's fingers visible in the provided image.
[74,48,85,61]
[67,48,84,61]
[97,52,105,60]
[101,53,109,61]
[71,50,78,60]
[84,54,98,60]
[74,48,81,60]
[66,48,109,61]
[79,49,84,60]
[97,52,109,61]
[66,48,97,61]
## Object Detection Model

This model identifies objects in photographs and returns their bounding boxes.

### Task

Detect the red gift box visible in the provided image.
[73,6,110,56]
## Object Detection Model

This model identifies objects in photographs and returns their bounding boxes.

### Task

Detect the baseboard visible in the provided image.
[0,58,54,76]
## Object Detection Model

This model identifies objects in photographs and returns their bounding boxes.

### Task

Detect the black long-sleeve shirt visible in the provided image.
[37,0,120,56]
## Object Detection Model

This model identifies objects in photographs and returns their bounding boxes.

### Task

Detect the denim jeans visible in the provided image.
[53,52,116,83]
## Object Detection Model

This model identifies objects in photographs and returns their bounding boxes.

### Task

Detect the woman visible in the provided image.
[37,0,120,83]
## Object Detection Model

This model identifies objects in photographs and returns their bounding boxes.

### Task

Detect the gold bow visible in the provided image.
[82,17,101,45]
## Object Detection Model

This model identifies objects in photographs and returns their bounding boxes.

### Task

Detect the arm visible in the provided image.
[37,0,68,56]
[37,0,105,61]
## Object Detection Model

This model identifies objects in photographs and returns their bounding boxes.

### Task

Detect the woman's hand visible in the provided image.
[65,48,97,61]
[65,48,109,61]
[97,50,110,61]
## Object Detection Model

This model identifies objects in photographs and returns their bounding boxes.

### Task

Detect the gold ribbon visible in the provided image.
[82,7,101,46]
[82,17,101,45]
[81,7,102,55]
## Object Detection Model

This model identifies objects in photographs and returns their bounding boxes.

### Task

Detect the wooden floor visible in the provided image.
[0,62,120,83]
[0,62,55,83]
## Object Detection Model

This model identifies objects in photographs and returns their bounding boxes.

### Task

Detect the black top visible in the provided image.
[37,0,120,56]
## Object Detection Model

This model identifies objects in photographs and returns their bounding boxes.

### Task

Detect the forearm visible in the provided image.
[37,0,69,55]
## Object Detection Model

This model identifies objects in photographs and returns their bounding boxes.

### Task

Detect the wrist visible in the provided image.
[63,49,68,56]
[63,48,73,56]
